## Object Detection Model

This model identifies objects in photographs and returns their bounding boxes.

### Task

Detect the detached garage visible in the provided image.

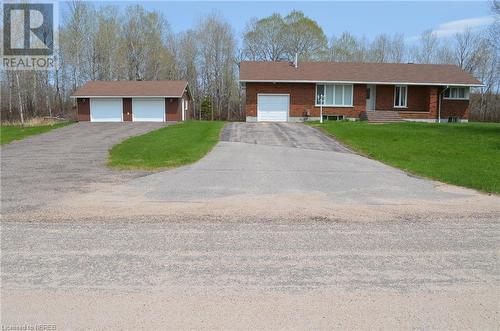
[71,80,192,122]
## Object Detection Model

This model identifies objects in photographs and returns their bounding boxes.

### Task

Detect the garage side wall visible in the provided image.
[77,98,90,121]
[123,98,132,121]
[245,82,366,121]
[165,98,182,121]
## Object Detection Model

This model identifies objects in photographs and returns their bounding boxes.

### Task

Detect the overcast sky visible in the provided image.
[64,1,494,44]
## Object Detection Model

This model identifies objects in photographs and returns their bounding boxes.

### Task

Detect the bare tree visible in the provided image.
[94,5,122,80]
[329,32,362,62]
[196,13,237,120]
[412,30,439,64]
[389,33,406,63]
[282,10,328,60]
[369,34,391,63]
[242,14,287,61]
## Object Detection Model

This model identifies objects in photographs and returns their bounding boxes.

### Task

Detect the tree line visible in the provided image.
[1,1,499,123]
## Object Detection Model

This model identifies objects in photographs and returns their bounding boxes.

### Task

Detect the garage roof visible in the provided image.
[71,80,189,98]
[239,61,482,86]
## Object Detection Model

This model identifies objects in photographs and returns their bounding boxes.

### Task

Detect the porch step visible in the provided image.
[360,111,403,123]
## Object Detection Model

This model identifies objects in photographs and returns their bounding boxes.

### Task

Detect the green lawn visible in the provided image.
[108,121,225,170]
[0,121,73,145]
[309,121,500,193]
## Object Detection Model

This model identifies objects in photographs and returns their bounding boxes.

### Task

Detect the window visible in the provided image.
[326,85,334,104]
[316,85,324,104]
[394,85,407,108]
[448,116,458,123]
[443,87,470,100]
[316,84,353,107]
[322,115,344,121]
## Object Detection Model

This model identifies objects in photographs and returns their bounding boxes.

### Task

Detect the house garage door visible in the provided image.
[257,94,289,122]
[132,98,165,122]
[90,98,123,122]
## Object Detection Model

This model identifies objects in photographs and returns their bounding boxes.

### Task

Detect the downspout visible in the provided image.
[438,86,449,123]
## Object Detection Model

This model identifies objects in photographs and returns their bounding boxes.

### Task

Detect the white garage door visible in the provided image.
[132,98,165,122]
[257,94,289,122]
[90,98,123,122]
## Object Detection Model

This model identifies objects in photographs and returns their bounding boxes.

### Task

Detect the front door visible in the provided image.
[366,85,376,111]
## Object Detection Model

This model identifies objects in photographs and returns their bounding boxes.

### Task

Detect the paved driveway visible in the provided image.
[221,122,351,152]
[112,122,472,208]
[1,122,164,214]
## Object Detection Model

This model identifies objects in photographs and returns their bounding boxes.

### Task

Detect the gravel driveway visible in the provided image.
[0,122,164,214]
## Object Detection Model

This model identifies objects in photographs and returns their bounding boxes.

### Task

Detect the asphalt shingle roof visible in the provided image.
[71,80,189,97]
[239,61,482,86]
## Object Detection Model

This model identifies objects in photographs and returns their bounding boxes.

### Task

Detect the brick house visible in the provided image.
[72,80,192,122]
[239,61,482,123]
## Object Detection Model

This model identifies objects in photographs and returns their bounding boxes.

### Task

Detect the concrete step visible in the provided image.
[360,111,403,123]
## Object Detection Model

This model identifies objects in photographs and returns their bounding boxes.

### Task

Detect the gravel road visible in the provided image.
[2,214,499,329]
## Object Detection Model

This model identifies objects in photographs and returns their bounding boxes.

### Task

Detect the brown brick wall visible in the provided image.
[77,98,90,121]
[397,88,469,120]
[441,99,469,119]
[375,85,431,112]
[398,112,434,120]
[428,87,439,116]
[245,82,366,118]
[166,98,181,121]
[123,98,132,121]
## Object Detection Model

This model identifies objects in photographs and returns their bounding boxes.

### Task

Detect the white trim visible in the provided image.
[257,93,290,122]
[239,79,484,87]
[71,95,181,98]
[394,85,408,108]
[182,98,186,121]
[315,83,354,107]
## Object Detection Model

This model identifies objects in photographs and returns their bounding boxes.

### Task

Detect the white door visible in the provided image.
[257,94,289,122]
[366,85,376,111]
[132,98,165,122]
[90,98,123,122]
